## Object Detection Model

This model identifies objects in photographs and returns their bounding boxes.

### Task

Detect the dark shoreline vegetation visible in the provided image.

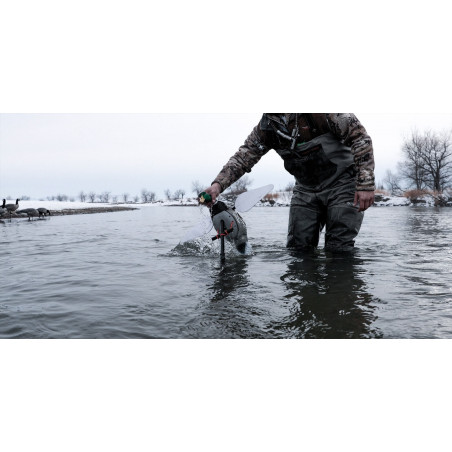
[3,206,138,219]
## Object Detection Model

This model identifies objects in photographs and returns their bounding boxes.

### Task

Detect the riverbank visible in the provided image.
[2,191,451,220]
[373,192,452,207]
[1,203,137,220]
[48,206,138,216]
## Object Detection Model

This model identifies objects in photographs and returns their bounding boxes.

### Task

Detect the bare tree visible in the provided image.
[376,180,385,190]
[285,181,295,192]
[228,175,253,194]
[79,191,87,202]
[88,192,96,203]
[399,130,429,190]
[100,191,111,203]
[140,189,157,203]
[164,189,172,200]
[174,188,186,200]
[191,180,205,195]
[399,129,452,192]
[141,189,150,203]
[383,169,403,195]
[122,193,129,203]
[133,195,140,203]
[420,130,452,191]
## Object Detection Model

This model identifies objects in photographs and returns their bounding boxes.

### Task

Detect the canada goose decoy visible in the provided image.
[0,199,5,223]
[37,208,51,218]
[16,208,39,221]
[4,198,20,218]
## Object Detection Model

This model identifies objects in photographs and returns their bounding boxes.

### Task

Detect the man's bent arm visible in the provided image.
[211,123,271,192]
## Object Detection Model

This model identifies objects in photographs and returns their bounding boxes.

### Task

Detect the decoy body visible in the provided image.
[37,208,51,218]
[4,198,20,217]
[16,208,39,221]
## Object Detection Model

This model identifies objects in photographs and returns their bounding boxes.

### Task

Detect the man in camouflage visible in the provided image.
[204,113,375,251]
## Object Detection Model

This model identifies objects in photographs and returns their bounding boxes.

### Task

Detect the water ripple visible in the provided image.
[1,206,452,338]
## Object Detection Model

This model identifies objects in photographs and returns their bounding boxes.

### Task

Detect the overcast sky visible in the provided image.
[1,113,452,200]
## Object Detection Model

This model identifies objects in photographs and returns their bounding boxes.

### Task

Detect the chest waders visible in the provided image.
[274,128,364,251]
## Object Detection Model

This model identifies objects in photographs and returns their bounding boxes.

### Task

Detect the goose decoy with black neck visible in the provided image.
[16,208,39,221]
[37,208,51,218]
[4,198,20,218]
[0,199,6,222]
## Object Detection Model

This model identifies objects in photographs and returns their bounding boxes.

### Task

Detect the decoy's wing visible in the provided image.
[234,184,274,212]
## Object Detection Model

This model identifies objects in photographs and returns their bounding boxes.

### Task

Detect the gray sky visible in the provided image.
[1,113,452,200]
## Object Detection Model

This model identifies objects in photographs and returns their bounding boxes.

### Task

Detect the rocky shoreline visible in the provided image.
[2,206,138,220]
[53,206,138,216]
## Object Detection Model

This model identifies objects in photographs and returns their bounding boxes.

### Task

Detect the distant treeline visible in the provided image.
[38,175,262,203]
[43,188,187,204]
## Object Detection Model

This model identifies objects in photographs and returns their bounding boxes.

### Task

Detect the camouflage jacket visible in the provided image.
[212,113,375,192]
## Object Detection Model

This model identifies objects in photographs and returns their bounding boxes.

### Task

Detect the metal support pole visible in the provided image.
[220,219,225,264]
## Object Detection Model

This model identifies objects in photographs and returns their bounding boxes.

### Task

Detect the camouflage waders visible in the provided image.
[282,132,363,251]
[287,173,364,251]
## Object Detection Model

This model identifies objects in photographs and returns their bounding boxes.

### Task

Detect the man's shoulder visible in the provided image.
[261,113,285,130]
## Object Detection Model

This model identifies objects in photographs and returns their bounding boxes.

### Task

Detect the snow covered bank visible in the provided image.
[373,196,411,207]
[374,193,452,207]
[16,200,112,210]
[0,200,137,219]
[4,192,451,214]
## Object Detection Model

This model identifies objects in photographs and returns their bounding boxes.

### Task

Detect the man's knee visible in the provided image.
[325,206,364,250]
[287,205,324,249]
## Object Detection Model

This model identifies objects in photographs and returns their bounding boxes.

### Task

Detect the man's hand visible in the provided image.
[202,182,221,205]
[354,190,375,212]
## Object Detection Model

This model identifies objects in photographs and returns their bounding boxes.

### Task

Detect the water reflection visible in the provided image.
[273,251,382,338]
[408,208,443,237]
[208,258,250,303]
[185,257,274,338]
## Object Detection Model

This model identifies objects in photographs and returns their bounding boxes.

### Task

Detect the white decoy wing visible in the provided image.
[234,184,274,212]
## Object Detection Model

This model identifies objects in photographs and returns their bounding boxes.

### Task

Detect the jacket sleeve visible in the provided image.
[326,113,376,191]
[212,119,271,192]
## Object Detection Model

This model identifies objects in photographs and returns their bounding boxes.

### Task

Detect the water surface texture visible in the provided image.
[1,207,451,338]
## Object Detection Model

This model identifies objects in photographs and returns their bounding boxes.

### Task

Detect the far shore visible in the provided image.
[2,206,137,220]
[2,191,451,222]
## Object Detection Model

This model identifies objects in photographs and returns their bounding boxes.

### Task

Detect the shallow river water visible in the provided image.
[1,206,451,338]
